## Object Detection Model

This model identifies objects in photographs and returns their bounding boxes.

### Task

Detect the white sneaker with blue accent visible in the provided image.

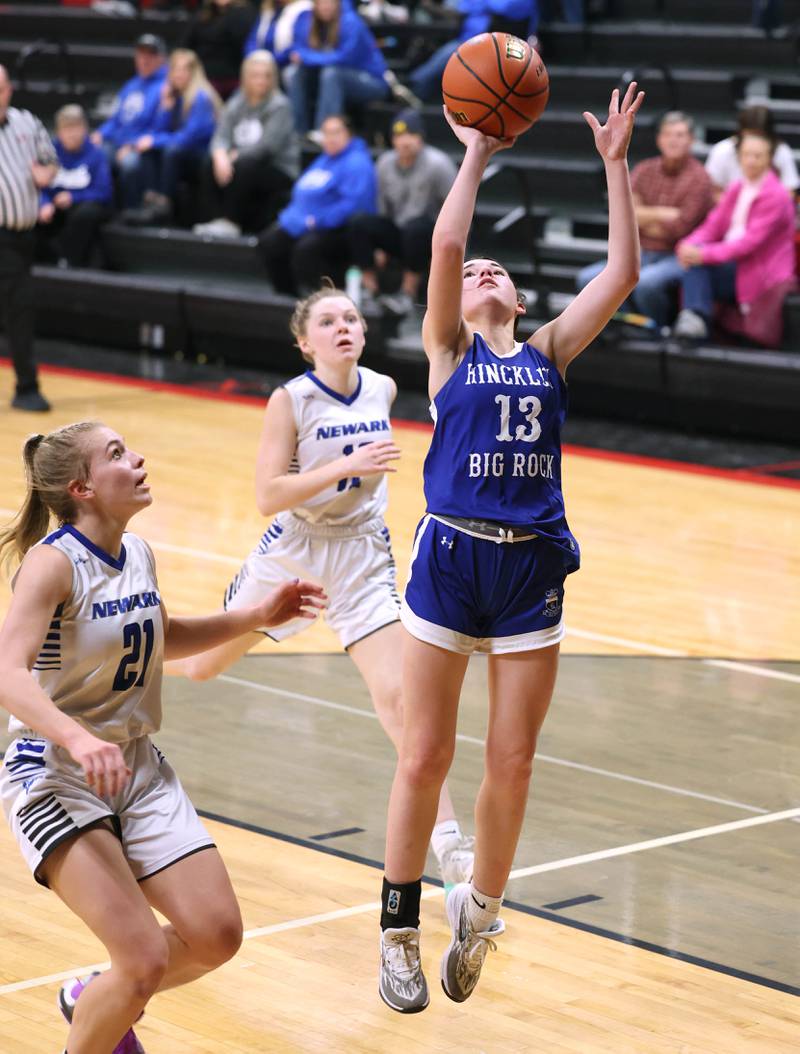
[440,882,505,1003]
[379,926,429,1013]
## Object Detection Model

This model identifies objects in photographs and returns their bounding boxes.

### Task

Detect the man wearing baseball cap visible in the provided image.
[347,108,456,315]
[91,34,167,201]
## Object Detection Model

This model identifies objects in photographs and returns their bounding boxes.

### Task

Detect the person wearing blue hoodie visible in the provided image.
[92,34,168,200]
[259,114,376,293]
[408,0,537,102]
[120,49,222,223]
[288,0,389,134]
[38,106,113,268]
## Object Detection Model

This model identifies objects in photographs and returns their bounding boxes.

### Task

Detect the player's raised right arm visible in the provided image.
[423,111,515,387]
[255,388,399,517]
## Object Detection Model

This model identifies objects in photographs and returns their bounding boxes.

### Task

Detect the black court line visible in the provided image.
[198,808,800,1000]
[542,894,603,911]
[310,826,365,841]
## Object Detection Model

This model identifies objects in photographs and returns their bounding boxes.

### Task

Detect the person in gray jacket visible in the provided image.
[348,109,456,315]
[194,50,299,236]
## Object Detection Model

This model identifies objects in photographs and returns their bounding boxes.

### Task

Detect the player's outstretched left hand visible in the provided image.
[583,82,645,163]
[257,578,327,627]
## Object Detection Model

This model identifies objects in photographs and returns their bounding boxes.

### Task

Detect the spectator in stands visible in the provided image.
[193,50,299,238]
[706,104,799,202]
[121,50,222,226]
[407,0,536,102]
[674,130,796,346]
[0,65,57,412]
[244,0,313,66]
[348,108,456,315]
[576,111,712,328]
[259,113,376,294]
[92,34,167,195]
[37,106,113,268]
[183,0,258,99]
[287,0,390,135]
[753,0,783,32]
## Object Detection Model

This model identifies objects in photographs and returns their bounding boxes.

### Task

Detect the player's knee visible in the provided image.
[400,741,453,787]
[119,934,170,1001]
[485,746,534,789]
[196,912,244,968]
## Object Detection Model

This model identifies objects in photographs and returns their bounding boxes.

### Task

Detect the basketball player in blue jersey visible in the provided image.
[0,421,324,1054]
[173,283,476,893]
[377,82,645,1013]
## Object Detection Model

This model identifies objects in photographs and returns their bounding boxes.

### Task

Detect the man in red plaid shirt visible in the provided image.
[577,110,712,328]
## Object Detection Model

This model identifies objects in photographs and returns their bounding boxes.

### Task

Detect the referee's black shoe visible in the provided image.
[11,388,51,412]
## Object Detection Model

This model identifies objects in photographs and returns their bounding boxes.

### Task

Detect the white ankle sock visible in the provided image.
[430,819,462,862]
[466,882,502,933]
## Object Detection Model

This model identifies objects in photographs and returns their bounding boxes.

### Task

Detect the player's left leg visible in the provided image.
[441,643,560,1003]
[140,847,243,990]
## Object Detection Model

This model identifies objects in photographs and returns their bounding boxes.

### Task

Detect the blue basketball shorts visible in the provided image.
[401,514,576,655]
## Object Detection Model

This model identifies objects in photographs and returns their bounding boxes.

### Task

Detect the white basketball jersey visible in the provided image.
[8,525,164,744]
[282,367,395,526]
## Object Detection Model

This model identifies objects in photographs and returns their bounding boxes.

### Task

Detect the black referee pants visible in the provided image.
[0,229,38,393]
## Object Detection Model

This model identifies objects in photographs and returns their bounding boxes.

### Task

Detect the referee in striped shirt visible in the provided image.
[0,65,57,412]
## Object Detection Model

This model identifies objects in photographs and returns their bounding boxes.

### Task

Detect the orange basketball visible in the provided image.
[442,32,549,139]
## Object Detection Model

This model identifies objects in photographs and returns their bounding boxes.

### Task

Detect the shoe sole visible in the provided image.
[378,982,429,1013]
[440,888,471,1003]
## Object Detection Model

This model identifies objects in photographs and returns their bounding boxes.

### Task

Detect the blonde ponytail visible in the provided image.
[0,422,100,575]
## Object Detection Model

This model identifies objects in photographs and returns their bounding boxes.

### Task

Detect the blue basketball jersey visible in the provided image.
[423,332,579,562]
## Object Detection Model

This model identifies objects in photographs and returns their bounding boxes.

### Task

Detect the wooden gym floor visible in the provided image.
[0,361,798,1052]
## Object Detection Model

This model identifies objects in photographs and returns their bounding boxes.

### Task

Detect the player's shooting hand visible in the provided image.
[343,440,401,476]
[256,579,327,627]
[584,82,645,163]
[65,729,131,799]
[442,106,516,157]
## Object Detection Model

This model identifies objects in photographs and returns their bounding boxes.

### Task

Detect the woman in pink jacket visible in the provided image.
[673,130,796,345]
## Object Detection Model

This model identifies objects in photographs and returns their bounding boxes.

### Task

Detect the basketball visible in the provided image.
[442,32,549,139]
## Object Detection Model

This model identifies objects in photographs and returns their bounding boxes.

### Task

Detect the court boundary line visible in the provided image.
[2,357,799,491]
[1,806,798,1000]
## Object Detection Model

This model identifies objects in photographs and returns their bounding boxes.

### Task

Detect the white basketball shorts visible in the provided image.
[0,734,214,886]
[223,514,401,650]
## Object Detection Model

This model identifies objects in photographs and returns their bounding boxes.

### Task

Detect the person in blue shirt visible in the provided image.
[259,113,376,293]
[38,106,113,268]
[376,83,644,1014]
[408,0,537,102]
[120,50,222,225]
[287,0,390,134]
[92,34,168,196]
[244,0,313,65]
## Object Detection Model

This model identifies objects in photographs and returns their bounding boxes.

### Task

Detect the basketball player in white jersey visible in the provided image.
[174,283,475,891]
[0,421,324,1054]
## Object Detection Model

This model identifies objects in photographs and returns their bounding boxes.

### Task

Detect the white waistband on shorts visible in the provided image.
[430,514,538,544]
[284,513,387,539]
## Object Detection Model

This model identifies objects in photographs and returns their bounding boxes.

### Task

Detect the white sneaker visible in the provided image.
[672,308,708,340]
[191,218,242,238]
[440,883,505,1003]
[379,927,429,1013]
[438,833,474,893]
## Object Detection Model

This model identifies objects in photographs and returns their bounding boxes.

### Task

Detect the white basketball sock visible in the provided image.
[466,881,503,933]
[430,819,462,862]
